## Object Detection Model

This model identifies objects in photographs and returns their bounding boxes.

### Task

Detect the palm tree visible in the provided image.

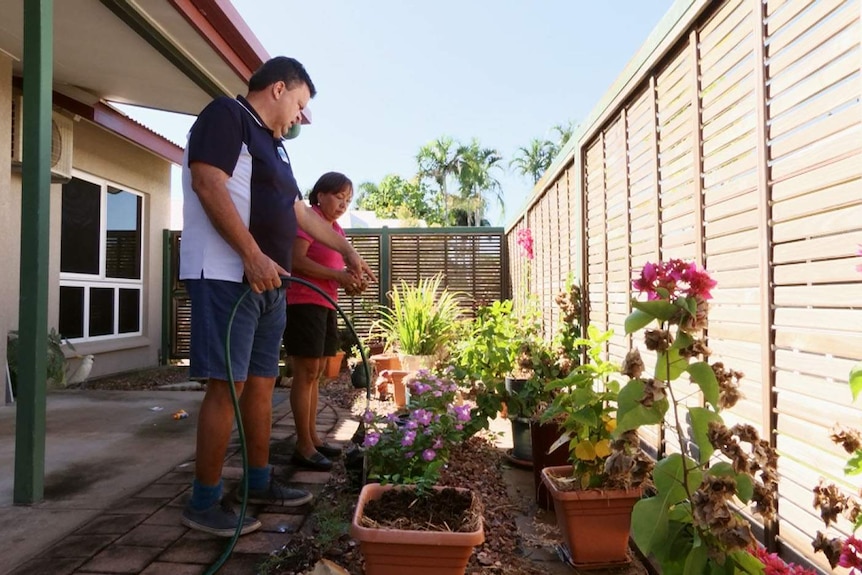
[416,137,461,225]
[456,139,504,226]
[509,138,554,184]
[547,120,576,159]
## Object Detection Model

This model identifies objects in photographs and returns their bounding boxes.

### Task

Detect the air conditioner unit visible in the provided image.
[11,93,74,183]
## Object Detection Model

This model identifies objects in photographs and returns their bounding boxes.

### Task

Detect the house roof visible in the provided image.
[0,0,269,162]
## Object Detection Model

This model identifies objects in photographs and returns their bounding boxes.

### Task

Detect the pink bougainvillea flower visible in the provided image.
[516,228,534,260]
[839,536,862,572]
[633,260,716,301]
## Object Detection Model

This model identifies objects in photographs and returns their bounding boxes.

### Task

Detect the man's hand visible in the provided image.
[243,248,289,294]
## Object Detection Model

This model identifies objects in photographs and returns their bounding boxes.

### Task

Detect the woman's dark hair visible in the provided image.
[249,56,317,97]
[309,172,353,206]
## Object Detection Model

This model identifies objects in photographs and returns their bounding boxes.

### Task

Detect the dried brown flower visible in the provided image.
[813,480,848,526]
[812,531,844,568]
[830,425,862,454]
[621,349,644,379]
[679,339,712,359]
[680,296,709,333]
[639,378,666,407]
[644,329,672,352]
[712,362,744,410]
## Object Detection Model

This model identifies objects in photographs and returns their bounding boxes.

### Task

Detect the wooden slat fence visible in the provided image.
[506,0,862,567]
[165,228,508,360]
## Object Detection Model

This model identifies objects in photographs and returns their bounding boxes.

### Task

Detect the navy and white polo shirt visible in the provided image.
[180,95,301,282]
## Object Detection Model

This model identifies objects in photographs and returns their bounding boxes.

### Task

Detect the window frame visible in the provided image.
[59,170,146,342]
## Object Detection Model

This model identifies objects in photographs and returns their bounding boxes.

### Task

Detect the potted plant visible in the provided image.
[376,274,463,373]
[347,345,370,389]
[352,369,483,574]
[538,323,653,567]
[592,260,779,573]
[7,328,77,394]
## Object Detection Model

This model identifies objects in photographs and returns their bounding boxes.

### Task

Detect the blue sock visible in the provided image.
[247,466,271,491]
[190,479,222,511]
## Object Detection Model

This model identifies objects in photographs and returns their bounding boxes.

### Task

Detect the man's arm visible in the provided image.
[294,201,376,282]
[191,162,288,293]
[292,238,356,288]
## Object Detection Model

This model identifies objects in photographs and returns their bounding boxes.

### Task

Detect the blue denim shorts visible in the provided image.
[185,279,286,381]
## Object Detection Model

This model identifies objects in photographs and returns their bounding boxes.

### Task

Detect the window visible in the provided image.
[59,174,145,341]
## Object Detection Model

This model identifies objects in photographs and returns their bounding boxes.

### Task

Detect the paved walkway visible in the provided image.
[0,389,356,575]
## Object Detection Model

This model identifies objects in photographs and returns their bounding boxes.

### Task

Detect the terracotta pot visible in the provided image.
[370,353,401,372]
[351,483,484,575]
[541,465,642,567]
[386,370,410,407]
[324,350,346,378]
[530,421,569,510]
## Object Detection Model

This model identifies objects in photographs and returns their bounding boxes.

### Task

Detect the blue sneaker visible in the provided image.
[235,477,313,507]
[181,500,261,537]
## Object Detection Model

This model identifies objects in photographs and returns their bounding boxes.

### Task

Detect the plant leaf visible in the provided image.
[616,380,668,433]
[687,362,719,408]
[671,330,695,351]
[625,309,654,334]
[631,299,679,321]
[729,550,766,575]
[851,361,862,402]
[631,497,668,554]
[683,543,708,575]
[844,450,862,476]
[574,440,597,461]
[707,461,753,503]
[689,407,722,464]
[656,349,688,381]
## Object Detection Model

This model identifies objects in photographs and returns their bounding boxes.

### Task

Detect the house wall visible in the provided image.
[61,119,171,378]
[0,54,18,393]
[0,60,171,383]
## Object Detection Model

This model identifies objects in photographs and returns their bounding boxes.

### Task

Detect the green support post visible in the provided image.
[161,229,171,365]
[14,0,54,505]
[379,227,391,308]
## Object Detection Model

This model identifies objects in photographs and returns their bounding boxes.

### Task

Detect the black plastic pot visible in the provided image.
[350,363,369,389]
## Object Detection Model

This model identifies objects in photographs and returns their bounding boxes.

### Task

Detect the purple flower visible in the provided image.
[422,449,436,462]
[412,409,433,426]
[401,430,416,447]
[433,437,444,449]
[363,410,375,424]
[404,451,414,459]
[363,432,379,448]
[452,404,472,422]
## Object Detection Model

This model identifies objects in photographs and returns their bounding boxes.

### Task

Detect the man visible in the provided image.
[179,56,373,537]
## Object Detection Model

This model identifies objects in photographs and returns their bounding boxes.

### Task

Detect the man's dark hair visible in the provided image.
[309,172,352,206]
[248,56,317,97]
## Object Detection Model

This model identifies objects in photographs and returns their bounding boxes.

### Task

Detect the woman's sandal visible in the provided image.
[291,450,332,471]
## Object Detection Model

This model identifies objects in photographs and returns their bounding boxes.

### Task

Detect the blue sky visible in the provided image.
[120,1,674,228]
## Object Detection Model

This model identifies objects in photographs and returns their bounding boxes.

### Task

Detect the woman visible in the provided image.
[284,172,360,471]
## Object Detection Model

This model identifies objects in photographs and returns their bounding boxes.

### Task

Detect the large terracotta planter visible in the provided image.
[350,483,485,575]
[541,465,641,567]
[324,350,345,378]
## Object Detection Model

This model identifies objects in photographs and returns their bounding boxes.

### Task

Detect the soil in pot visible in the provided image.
[361,487,477,531]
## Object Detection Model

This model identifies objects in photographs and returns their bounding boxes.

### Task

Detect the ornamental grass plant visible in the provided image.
[377,274,463,357]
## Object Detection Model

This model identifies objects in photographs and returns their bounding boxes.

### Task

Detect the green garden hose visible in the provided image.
[205,276,371,575]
